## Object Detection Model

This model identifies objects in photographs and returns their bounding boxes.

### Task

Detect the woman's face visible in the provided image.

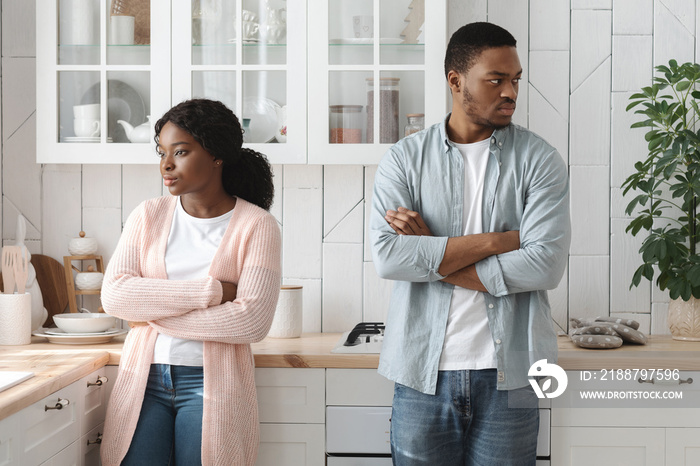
[157,121,221,197]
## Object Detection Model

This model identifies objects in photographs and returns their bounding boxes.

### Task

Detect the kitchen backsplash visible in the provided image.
[1,0,690,335]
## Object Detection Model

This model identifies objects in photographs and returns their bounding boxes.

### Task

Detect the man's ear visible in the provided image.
[447,70,462,95]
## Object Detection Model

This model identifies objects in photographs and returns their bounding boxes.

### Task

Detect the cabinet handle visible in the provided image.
[87,432,103,446]
[637,377,693,385]
[44,398,70,411]
[87,375,108,387]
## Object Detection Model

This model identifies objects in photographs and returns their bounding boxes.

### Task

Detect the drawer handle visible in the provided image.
[87,375,108,387]
[637,377,694,385]
[45,398,70,411]
[87,432,102,446]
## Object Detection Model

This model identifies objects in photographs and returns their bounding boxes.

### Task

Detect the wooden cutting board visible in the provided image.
[31,254,69,327]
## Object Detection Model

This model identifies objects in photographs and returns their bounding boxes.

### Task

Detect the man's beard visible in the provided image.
[463,87,515,130]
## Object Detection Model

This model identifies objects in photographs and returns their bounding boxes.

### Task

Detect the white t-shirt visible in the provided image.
[438,138,497,370]
[152,197,234,366]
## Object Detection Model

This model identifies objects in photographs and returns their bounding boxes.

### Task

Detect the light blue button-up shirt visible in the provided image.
[370,114,571,395]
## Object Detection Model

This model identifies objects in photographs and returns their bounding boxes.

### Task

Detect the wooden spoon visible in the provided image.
[1,246,16,294]
[13,247,29,294]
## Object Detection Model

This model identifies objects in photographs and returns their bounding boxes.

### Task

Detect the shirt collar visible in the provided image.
[440,113,510,153]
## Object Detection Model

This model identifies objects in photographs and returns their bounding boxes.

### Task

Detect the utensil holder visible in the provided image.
[0,293,32,345]
[268,286,303,338]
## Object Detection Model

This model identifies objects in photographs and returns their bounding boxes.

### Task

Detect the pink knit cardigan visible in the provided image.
[100,196,281,466]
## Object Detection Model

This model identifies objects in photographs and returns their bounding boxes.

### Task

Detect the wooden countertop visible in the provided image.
[2,332,700,421]
[0,349,109,419]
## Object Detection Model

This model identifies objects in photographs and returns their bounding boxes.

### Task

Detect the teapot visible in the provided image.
[275,105,287,143]
[117,116,151,143]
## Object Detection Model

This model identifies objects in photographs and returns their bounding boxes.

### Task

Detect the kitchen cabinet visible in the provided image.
[0,365,115,466]
[308,0,447,164]
[255,368,326,466]
[37,0,447,166]
[551,370,700,465]
[37,0,306,165]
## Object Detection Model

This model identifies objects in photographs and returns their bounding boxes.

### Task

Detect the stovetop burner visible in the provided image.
[331,322,385,354]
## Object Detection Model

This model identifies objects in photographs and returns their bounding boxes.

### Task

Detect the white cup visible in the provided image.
[110,15,135,45]
[73,103,100,119]
[74,119,100,137]
[353,15,373,38]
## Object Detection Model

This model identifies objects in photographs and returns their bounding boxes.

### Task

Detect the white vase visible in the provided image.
[668,296,700,341]
[0,293,32,345]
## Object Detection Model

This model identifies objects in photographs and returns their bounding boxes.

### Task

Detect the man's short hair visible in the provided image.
[444,22,517,78]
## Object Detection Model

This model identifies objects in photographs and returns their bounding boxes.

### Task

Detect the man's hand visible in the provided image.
[385,207,433,236]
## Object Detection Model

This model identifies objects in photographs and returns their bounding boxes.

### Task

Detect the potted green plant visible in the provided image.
[623,59,700,340]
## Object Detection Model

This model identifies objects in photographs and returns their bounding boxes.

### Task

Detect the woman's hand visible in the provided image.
[385,207,433,236]
[128,321,149,328]
[221,282,238,304]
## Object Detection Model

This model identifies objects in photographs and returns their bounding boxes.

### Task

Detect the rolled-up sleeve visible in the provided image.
[370,148,448,282]
[476,150,570,296]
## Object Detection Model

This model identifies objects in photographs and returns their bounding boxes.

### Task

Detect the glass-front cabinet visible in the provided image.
[308,0,447,164]
[37,0,170,164]
[38,0,305,164]
[37,0,445,165]
[171,0,306,163]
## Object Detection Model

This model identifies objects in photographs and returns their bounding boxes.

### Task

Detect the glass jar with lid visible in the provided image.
[366,77,400,143]
[404,113,425,136]
[329,105,363,143]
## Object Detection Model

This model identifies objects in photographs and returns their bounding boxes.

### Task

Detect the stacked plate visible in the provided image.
[32,327,127,345]
[61,137,114,143]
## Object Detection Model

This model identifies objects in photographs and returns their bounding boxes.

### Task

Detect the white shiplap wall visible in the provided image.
[3,0,695,334]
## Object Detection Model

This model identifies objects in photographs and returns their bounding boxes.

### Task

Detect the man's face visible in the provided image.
[452,46,522,135]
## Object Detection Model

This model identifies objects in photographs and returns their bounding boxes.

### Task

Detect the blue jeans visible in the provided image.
[121,364,204,466]
[390,369,539,466]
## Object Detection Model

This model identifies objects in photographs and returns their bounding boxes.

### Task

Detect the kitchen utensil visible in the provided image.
[73,118,100,137]
[30,254,69,327]
[74,266,104,290]
[109,15,135,45]
[0,292,32,345]
[53,313,115,333]
[116,115,151,143]
[13,247,29,295]
[353,15,373,38]
[1,247,15,294]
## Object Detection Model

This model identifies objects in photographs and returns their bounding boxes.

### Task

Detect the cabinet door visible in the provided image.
[551,427,665,466]
[666,428,700,465]
[37,0,171,163]
[326,368,393,406]
[171,0,307,164]
[22,382,81,465]
[308,0,447,164]
[0,411,22,466]
[81,423,104,466]
[39,439,80,466]
[80,369,113,435]
[255,368,325,423]
[256,423,325,466]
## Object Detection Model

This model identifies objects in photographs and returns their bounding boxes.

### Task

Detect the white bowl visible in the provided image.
[75,272,104,290]
[53,313,115,333]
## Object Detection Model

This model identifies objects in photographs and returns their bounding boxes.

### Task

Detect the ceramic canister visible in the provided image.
[0,293,32,345]
[267,286,303,338]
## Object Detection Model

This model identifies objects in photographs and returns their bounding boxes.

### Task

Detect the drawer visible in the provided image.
[537,408,550,457]
[23,382,80,465]
[81,423,104,466]
[326,369,394,406]
[326,406,391,454]
[255,368,325,423]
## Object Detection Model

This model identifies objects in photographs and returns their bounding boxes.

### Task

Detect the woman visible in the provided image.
[100,99,281,466]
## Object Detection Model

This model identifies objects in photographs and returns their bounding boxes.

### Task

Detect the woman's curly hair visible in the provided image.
[154,99,274,211]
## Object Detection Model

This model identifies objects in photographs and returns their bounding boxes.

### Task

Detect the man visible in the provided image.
[370,22,570,465]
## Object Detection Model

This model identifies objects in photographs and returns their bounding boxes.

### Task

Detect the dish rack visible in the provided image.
[110,0,150,44]
[63,255,104,314]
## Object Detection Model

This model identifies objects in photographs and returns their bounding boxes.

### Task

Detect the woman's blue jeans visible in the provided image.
[390,369,539,465]
[121,364,204,466]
